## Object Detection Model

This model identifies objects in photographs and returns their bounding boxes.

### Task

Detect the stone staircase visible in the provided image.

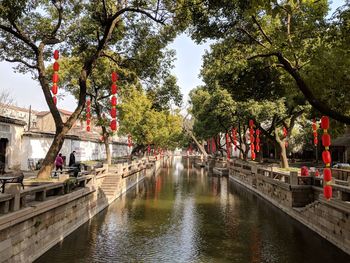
[100,173,121,203]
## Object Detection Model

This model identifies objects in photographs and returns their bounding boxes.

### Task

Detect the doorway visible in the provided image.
[0,138,8,173]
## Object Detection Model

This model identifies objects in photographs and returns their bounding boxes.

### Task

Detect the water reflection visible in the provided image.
[36,157,350,263]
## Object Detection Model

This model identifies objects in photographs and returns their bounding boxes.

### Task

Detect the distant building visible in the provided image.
[0,103,129,171]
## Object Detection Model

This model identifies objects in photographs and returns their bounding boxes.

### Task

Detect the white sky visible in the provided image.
[0,0,344,112]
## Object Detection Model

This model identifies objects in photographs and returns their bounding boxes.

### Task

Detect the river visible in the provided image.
[36,157,350,262]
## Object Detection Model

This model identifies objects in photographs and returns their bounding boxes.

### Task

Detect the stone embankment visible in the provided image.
[224,158,350,255]
[0,156,164,262]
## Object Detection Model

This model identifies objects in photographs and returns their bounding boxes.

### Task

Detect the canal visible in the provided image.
[36,157,350,262]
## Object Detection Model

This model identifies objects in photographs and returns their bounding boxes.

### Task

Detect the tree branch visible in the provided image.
[251,15,272,45]
[237,27,268,49]
[5,58,37,69]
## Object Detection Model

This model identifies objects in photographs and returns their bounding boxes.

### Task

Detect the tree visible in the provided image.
[185,0,350,124]
[118,86,184,153]
[0,89,15,114]
[0,1,180,178]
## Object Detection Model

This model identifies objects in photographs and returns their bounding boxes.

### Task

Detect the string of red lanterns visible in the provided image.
[52,50,60,105]
[312,118,318,146]
[127,134,133,148]
[225,133,231,160]
[321,116,332,200]
[110,72,118,132]
[249,120,255,160]
[232,128,237,151]
[256,129,260,153]
[283,126,288,148]
[212,137,216,153]
[86,98,91,132]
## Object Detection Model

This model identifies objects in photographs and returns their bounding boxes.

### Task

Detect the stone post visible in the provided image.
[4,183,21,211]
[290,171,298,186]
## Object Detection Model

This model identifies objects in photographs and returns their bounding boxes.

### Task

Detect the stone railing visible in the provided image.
[228,159,350,208]
[226,158,350,255]
[0,157,156,216]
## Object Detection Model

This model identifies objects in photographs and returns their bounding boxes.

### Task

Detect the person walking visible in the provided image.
[69,151,76,167]
[55,153,64,172]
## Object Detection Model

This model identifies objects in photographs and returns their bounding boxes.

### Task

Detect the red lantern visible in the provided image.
[321,116,329,130]
[52,73,59,83]
[111,84,117,94]
[324,185,332,199]
[148,144,151,154]
[53,50,59,60]
[249,119,254,127]
[110,107,117,118]
[251,151,256,160]
[86,112,91,119]
[110,119,117,131]
[53,62,60,71]
[256,137,260,144]
[322,150,331,164]
[323,168,332,182]
[111,96,117,106]
[111,72,118,82]
[212,138,216,152]
[52,84,58,95]
[53,96,57,105]
[86,126,90,132]
[256,129,260,136]
[313,138,318,145]
[283,127,288,137]
[285,141,289,148]
[256,145,260,152]
[322,133,331,147]
[312,123,317,131]
[250,144,255,151]
[315,170,320,177]
[86,100,91,106]
[86,119,91,126]
[249,128,254,135]
[313,131,317,137]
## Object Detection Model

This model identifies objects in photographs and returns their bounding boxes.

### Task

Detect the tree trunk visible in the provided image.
[37,128,66,179]
[279,141,289,169]
[104,140,111,165]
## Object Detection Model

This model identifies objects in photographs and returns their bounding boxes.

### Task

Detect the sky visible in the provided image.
[0,0,345,112]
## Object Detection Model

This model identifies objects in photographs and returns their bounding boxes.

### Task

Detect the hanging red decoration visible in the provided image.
[225,133,231,160]
[232,128,237,151]
[111,84,117,94]
[51,50,60,105]
[255,129,260,153]
[147,144,151,155]
[322,133,331,147]
[321,116,332,200]
[128,134,132,148]
[249,120,255,160]
[52,84,58,95]
[323,185,332,199]
[53,50,59,60]
[312,119,318,146]
[212,138,216,153]
[321,116,329,130]
[110,108,117,118]
[322,150,331,164]
[110,71,119,132]
[110,119,117,131]
[111,72,118,82]
[53,62,60,71]
[315,170,320,177]
[86,126,90,132]
[86,119,91,126]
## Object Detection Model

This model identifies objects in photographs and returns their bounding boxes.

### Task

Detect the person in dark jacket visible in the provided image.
[69,151,76,167]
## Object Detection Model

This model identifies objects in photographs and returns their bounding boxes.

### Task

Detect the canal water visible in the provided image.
[36,157,350,263]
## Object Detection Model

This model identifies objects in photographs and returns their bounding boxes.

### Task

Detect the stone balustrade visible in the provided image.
[225,158,350,255]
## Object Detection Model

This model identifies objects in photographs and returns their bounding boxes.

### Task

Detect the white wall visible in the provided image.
[2,124,25,170]
[21,136,129,170]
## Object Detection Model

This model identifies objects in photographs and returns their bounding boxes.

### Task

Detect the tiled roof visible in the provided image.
[0,103,38,114]
[36,109,73,116]
[0,115,26,126]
